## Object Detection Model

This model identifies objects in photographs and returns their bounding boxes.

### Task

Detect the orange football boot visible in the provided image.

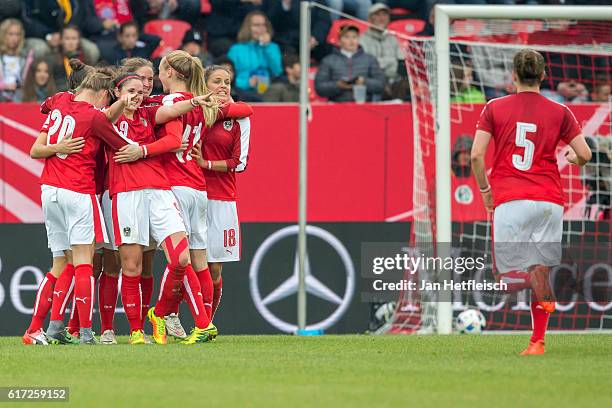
[520,340,545,356]
[530,265,555,313]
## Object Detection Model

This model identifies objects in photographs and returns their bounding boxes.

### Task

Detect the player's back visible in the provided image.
[40,93,105,194]
[477,91,581,207]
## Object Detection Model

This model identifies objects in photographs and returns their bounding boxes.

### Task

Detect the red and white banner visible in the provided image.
[0,102,608,223]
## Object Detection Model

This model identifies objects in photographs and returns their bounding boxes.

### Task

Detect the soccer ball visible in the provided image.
[455,309,486,334]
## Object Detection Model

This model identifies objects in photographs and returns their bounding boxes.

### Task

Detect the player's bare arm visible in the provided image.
[30,132,85,159]
[105,93,134,123]
[471,129,493,212]
[565,133,592,166]
[155,92,214,124]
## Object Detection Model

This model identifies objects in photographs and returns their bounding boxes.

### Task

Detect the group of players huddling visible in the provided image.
[23,50,252,345]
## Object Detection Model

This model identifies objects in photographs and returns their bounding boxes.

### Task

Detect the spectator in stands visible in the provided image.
[206,0,265,58]
[215,56,263,102]
[590,82,611,103]
[583,136,611,220]
[101,22,160,65]
[181,29,213,67]
[450,64,486,103]
[0,19,34,102]
[47,25,96,92]
[227,11,283,95]
[315,24,385,102]
[452,136,473,178]
[556,80,589,102]
[264,54,301,102]
[21,0,100,61]
[326,0,372,21]
[143,0,201,25]
[267,0,332,62]
[360,3,404,93]
[14,58,57,103]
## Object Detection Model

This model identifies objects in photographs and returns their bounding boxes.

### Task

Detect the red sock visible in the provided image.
[530,293,550,343]
[500,270,531,293]
[155,263,186,317]
[140,275,154,328]
[99,273,119,332]
[66,296,80,333]
[197,268,213,318]
[74,264,94,329]
[121,274,143,332]
[212,276,222,319]
[50,264,75,321]
[183,265,210,329]
[27,272,57,332]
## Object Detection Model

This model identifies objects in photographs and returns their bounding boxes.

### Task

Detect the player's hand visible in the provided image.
[337,80,353,90]
[565,148,580,165]
[173,141,189,153]
[120,93,138,109]
[114,144,144,163]
[481,190,494,213]
[54,136,85,155]
[192,92,215,108]
[191,142,206,168]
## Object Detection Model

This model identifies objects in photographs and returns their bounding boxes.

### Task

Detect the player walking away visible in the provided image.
[29,68,135,344]
[191,65,252,326]
[148,50,251,344]
[471,49,592,356]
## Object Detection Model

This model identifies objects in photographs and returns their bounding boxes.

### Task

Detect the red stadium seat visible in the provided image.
[511,20,544,34]
[144,19,192,59]
[200,0,212,14]
[388,19,426,37]
[390,7,413,16]
[451,19,486,38]
[326,19,369,46]
[308,67,327,102]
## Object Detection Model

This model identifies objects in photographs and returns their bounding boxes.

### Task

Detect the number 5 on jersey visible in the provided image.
[513,122,536,171]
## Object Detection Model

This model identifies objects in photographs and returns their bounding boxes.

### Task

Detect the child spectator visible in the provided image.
[227,11,283,95]
[0,18,34,102]
[181,29,213,67]
[450,64,486,103]
[315,24,385,102]
[15,58,57,102]
[264,54,301,102]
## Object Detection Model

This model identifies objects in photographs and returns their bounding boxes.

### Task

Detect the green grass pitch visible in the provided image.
[1,334,611,407]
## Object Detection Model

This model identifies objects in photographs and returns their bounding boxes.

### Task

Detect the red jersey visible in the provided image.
[39,92,129,194]
[161,92,207,191]
[203,117,251,201]
[476,92,581,207]
[107,105,173,196]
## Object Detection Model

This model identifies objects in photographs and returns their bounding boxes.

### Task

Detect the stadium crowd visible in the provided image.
[0,0,609,104]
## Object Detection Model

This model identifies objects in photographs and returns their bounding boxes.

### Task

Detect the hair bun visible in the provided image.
[69,58,86,72]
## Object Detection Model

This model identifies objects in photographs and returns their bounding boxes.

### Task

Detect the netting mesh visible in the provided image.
[389,19,612,333]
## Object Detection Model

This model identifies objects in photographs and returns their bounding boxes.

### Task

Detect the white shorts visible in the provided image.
[112,189,186,247]
[41,185,108,253]
[493,200,563,274]
[100,191,117,251]
[207,199,240,263]
[172,186,208,250]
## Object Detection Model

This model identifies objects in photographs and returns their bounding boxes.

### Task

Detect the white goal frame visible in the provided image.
[433,4,612,334]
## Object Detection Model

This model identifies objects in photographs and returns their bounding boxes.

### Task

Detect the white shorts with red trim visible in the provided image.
[41,184,108,253]
[206,199,240,263]
[100,190,118,251]
[493,200,563,274]
[171,186,208,250]
[112,189,186,247]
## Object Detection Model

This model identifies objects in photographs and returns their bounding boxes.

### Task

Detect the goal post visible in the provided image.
[429,4,612,334]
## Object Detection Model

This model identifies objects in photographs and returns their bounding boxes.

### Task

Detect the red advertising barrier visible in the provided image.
[0,102,608,223]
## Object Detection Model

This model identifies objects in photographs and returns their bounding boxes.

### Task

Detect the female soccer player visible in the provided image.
[191,65,252,323]
[471,49,591,355]
[105,71,218,344]
[150,50,252,344]
[30,67,134,344]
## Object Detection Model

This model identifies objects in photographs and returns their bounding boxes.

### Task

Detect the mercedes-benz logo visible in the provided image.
[249,225,355,333]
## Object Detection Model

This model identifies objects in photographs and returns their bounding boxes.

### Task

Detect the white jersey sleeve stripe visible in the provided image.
[235,117,251,172]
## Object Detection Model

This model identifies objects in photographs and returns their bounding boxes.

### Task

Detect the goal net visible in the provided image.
[387,13,612,333]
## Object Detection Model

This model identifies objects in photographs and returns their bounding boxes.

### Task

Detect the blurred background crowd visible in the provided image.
[0,0,609,104]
